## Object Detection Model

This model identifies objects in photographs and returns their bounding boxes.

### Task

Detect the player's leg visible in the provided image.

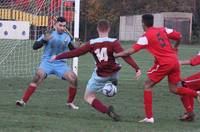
[183,72,200,91]
[56,63,78,109]
[139,63,168,123]
[179,96,194,121]
[138,78,156,123]
[84,71,120,121]
[112,80,118,86]
[111,71,119,86]
[176,81,193,116]
[16,69,46,106]
[169,83,195,121]
[177,73,200,121]
[168,64,199,121]
[168,63,200,99]
[63,71,79,109]
[84,90,106,112]
[182,72,200,115]
[84,90,120,121]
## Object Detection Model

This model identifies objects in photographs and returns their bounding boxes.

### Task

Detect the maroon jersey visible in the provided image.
[55,37,139,77]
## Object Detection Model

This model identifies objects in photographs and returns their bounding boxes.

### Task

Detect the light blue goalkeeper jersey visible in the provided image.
[37,30,72,62]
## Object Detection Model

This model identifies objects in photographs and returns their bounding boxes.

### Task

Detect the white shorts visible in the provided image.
[86,70,119,92]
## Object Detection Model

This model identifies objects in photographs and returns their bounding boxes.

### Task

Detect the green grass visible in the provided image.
[0,43,200,132]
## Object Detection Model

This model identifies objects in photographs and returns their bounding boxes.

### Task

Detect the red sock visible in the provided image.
[91,99,108,113]
[67,87,77,103]
[181,96,193,113]
[189,97,194,111]
[22,84,37,103]
[144,90,153,119]
[176,87,197,97]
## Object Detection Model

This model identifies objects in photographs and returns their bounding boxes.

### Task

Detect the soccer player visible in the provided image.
[178,54,200,121]
[16,17,79,109]
[50,19,141,121]
[114,14,200,123]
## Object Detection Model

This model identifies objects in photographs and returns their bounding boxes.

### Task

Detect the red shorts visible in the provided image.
[147,61,181,84]
[183,72,200,90]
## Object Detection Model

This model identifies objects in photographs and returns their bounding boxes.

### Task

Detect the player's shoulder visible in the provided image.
[89,37,118,45]
[137,35,148,45]
[164,27,174,34]
[49,29,56,34]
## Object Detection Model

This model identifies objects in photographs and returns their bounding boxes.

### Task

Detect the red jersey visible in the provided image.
[55,37,139,77]
[132,27,181,65]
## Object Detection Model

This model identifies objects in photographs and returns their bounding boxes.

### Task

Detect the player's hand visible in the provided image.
[135,69,142,80]
[43,31,52,41]
[113,53,118,58]
[74,38,82,48]
[49,55,56,62]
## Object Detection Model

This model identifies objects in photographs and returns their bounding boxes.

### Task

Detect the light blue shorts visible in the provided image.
[86,70,119,92]
[38,60,72,79]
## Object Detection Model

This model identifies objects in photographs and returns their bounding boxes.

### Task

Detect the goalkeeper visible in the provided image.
[16,17,80,109]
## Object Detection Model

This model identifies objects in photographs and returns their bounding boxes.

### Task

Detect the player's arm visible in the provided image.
[33,39,47,50]
[33,31,52,50]
[114,36,147,58]
[114,48,135,58]
[180,55,200,66]
[165,28,182,50]
[113,41,140,71]
[179,59,191,65]
[113,41,142,79]
[55,43,91,60]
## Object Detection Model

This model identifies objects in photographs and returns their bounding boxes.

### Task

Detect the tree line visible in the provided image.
[1,0,199,42]
[80,0,200,43]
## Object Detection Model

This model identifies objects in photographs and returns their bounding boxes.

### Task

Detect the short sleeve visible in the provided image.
[132,36,148,52]
[136,36,148,45]
[165,27,182,41]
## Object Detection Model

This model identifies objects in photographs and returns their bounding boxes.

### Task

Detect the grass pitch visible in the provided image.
[0,43,200,132]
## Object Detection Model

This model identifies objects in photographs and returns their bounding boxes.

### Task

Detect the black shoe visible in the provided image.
[179,112,195,122]
[107,105,120,121]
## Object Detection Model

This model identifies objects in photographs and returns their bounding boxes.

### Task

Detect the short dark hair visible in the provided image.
[142,14,154,27]
[97,19,110,32]
[56,17,66,23]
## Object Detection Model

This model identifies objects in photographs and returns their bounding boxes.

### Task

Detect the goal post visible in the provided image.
[0,0,80,78]
[61,0,80,75]
[72,0,80,76]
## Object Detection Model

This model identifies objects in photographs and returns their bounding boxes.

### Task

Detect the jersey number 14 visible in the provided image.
[95,48,108,62]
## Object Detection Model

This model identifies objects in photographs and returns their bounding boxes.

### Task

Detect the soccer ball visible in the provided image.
[102,83,117,97]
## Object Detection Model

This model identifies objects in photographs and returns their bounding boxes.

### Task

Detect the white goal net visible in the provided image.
[0,0,79,78]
